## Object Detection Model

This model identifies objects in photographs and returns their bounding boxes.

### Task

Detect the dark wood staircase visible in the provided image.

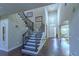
[18,12,44,56]
[22,32,43,56]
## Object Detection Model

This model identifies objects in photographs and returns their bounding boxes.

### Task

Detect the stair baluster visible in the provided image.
[18,11,45,55]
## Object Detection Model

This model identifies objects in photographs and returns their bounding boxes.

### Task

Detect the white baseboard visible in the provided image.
[0,44,22,52]
[37,32,47,54]
[37,39,46,54]
[8,44,22,52]
[0,47,8,52]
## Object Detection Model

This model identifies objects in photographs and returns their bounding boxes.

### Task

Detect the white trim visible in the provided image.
[0,44,22,52]
[24,45,35,49]
[8,44,22,52]
[22,49,37,55]
[37,32,47,54]
[0,47,8,52]
[37,39,46,54]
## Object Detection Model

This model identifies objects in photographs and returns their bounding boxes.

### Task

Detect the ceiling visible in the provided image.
[47,3,59,12]
[0,3,51,16]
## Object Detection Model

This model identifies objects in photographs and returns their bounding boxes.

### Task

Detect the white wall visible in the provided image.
[43,8,48,38]
[0,13,27,52]
[58,3,79,55]
[0,6,46,51]
[59,4,79,25]
[8,13,27,51]
[24,7,45,32]
[0,19,8,51]
[0,7,46,51]
[70,7,79,56]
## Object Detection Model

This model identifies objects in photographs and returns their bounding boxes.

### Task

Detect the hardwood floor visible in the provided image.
[0,38,69,56]
[0,50,8,56]
[38,38,63,56]
[0,47,22,56]
[8,47,22,56]
[38,38,69,56]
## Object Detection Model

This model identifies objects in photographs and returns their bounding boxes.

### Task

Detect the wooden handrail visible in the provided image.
[22,12,34,31]
[18,12,34,31]
[18,12,45,51]
[35,32,38,52]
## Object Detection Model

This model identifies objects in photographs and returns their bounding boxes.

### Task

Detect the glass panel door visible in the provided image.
[60,20,69,56]
[61,24,69,43]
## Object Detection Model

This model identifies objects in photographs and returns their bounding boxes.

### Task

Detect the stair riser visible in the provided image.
[30,35,35,37]
[25,40,40,42]
[24,44,39,47]
[27,41,40,43]
[22,49,37,56]
[22,52,37,56]
[22,32,43,56]
[29,38,41,40]
[24,47,38,52]
[22,51,37,56]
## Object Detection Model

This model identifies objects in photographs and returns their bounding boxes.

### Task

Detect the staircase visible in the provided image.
[18,11,44,55]
[22,32,43,56]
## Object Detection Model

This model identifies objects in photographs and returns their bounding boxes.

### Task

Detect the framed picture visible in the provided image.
[35,16,42,22]
[24,12,33,17]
